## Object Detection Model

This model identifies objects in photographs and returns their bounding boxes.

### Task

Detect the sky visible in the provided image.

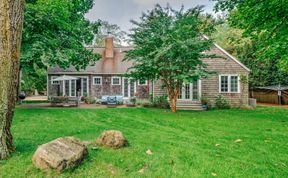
[85,0,216,33]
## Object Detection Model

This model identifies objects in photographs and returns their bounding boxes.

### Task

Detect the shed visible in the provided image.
[250,85,288,105]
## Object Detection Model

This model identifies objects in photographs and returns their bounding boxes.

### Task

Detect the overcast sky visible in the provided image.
[85,0,216,32]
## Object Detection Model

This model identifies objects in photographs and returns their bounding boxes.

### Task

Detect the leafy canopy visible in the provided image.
[22,0,101,73]
[125,4,214,112]
[212,23,288,87]
[125,5,214,83]
[213,0,288,71]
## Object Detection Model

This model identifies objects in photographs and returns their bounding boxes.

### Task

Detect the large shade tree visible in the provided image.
[21,0,101,93]
[212,23,288,87]
[0,0,25,159]
[125,5,214,113]
[213,0,288,72]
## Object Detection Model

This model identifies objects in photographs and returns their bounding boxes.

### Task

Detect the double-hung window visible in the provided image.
[219,75,240,93]
[93,76,102,85]
[112,77,121,85]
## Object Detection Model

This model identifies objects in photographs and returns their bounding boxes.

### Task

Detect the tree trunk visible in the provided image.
[167,87,180,113]
[0,0,25,160]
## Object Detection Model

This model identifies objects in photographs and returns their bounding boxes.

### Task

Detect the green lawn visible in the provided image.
[0,107,287,177]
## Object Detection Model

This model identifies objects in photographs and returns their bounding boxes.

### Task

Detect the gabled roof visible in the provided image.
[48,47,134,74]
[203,35,251,72]
[48,36,251,74]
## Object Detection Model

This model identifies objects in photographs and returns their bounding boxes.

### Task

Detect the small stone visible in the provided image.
[146,149,153,155]
[234,139,242,143]
[211,172,217,176]
[138,168,145,173]
[215,144,221,147]
[138,164,148,173]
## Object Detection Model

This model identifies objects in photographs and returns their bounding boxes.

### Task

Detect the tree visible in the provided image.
[92,20,127,47]
[212,22,288,87]
[0,0,25,159]
[125,5,214,113]
[213,0,288,71]
[21,0,101,92]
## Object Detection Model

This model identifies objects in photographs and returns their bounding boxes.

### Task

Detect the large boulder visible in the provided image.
[96,130,128,149]
[32,137,88,172]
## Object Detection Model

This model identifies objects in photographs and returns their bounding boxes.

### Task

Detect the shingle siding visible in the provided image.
[153,46,249,108]
[47,44,249,107]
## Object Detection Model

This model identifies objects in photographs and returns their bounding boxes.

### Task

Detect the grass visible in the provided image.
[0,107,287,177]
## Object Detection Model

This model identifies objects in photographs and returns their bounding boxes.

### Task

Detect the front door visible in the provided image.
[178,80,200,101]
[123,78,136,98]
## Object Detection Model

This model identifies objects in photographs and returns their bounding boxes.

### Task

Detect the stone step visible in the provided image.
[176,103,202,106]
[176,107,205,111]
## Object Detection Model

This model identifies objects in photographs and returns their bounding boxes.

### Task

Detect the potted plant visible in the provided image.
[201,97,209,110]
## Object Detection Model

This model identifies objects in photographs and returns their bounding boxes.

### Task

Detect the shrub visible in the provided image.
[152,96,170,109]
[215,95,230,109]
[136,99,151,106]
[200,97,209,105]
[129,97,136,105]
[84,97,96,104]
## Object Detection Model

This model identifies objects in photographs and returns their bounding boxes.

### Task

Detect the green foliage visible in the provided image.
[125,4,215,111]
[21,0,101,91]
[84,97,96,104]
[152,96,170,109]
[129,97,137,105]
[200,96,209,105]
[2,107,288,177]
[213,0,288,71]
[126,5,214,82]
[215,95,230,109]
[135,99,150,106]
[21,67,47,93]
[212,22,288,87]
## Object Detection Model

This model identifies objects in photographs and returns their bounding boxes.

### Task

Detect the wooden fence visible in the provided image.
[250,90,288,105]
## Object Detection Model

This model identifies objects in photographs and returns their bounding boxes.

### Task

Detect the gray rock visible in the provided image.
[32,137,88,172]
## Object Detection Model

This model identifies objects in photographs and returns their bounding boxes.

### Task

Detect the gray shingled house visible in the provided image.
[48,37,250,109]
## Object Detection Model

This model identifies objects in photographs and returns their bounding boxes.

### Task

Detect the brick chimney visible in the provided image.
[105,36,114,58]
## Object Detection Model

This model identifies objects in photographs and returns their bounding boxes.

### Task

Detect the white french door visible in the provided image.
[63,80,76,97]
[178,80,201,101]
[123,78,136,98]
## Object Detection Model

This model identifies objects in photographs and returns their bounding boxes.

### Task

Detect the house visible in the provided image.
[47,37,250,109]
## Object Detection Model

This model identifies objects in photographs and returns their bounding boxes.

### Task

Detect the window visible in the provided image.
[112,77,121,85]
[63,80,76,97]
[93,77,102,85]
[51,76,59,85]
[219,75,240,93]
[138,80,148,85]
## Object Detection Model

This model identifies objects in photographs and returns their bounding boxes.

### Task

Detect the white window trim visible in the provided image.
[219,74,240,94]
[122,78,137,98]
[112,77,121,85]
[93,76,102,85]
[51,76,60,85]
[138,80,148,86]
